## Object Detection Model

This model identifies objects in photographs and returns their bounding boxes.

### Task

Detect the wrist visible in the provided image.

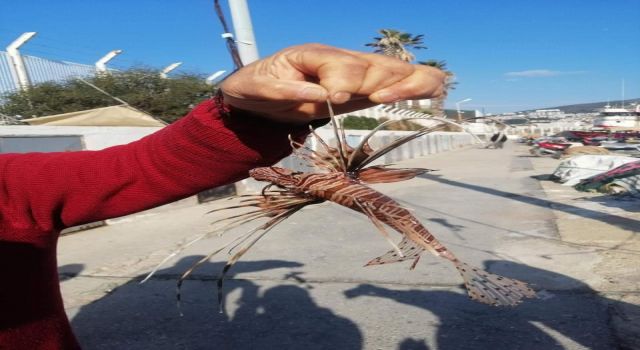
[218,89,313,126]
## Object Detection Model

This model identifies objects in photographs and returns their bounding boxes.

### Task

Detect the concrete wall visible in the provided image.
[321,129,474,165]
[0,125,162,151]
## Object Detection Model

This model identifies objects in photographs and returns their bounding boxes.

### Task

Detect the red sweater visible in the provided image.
[0,98,310,349]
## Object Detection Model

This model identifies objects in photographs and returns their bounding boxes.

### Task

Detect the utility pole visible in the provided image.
[6,32,37,90]
[227,0,259,64]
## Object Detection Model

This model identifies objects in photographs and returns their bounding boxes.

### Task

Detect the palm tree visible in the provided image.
[419,60,457,116]
[366,29,426,62]
[367,29,427,109]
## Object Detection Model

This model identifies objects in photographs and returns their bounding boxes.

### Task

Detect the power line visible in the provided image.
[27,42,107,59]
[37,34,118,54]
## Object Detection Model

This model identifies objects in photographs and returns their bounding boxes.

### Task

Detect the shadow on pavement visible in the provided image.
[68,258,637,349]
[579,195,640,213]
[58,263,85,281]
[419,173,640,233]
[533,174,640,213]
[427,218,466,232]
[70,257,363,350]
[399,338,431,350]
[345,260,636,350]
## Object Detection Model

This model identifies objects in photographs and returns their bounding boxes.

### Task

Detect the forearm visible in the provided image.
[0,96,311,232]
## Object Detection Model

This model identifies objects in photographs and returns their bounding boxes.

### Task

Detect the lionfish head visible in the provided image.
[249,167,298,187]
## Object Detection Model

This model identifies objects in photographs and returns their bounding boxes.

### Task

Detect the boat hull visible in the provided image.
[593,116,639,129]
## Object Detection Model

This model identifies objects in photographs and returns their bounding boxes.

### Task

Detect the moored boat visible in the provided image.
[593,105,640,129]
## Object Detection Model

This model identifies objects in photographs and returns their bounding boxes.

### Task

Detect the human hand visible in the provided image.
[220,43,446,124]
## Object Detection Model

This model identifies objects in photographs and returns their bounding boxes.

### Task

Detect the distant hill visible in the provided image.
[522,98,640,114]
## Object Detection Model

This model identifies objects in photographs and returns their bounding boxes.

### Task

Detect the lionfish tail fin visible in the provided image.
[455,262,537,306]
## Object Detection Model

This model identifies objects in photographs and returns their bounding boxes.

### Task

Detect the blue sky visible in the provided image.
[1,0,638,113]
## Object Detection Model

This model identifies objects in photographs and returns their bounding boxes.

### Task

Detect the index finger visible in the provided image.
[284,44,401,104]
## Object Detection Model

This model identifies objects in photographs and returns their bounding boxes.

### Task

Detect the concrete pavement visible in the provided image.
[59,141,639,349]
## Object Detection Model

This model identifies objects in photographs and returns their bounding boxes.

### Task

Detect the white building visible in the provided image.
[528,109,566,120]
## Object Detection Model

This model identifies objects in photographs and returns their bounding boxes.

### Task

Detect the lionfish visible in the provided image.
[143,101,536,310]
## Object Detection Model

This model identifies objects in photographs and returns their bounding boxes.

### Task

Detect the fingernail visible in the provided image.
[332,91,351,104]
[376,91,401,103]
[299,87,326,101]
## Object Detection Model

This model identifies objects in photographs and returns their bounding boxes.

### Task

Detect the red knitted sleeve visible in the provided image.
[0,98,311,235]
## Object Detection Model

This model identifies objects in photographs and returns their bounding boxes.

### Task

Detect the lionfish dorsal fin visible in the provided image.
[364,237,425,267]
[348,119,448,172]
[357,165,432,184]
[346,140,374,168]
[306,127,350,172]
[326,100,348,173]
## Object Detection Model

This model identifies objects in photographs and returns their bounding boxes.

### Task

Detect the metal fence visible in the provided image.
[0,51,97,96]
[0,53,15,95]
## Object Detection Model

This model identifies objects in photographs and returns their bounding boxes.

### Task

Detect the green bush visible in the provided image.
[0,68,215,123]
[341,115,380,130]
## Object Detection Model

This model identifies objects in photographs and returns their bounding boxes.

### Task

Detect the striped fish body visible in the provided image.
[293,172,451,261]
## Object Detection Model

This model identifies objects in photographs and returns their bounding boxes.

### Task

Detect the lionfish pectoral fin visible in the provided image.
[358,166,433,184]
[215,204,306,311]
[175,196,313,314]
[364,237,425,267]
[454,261,537,306]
